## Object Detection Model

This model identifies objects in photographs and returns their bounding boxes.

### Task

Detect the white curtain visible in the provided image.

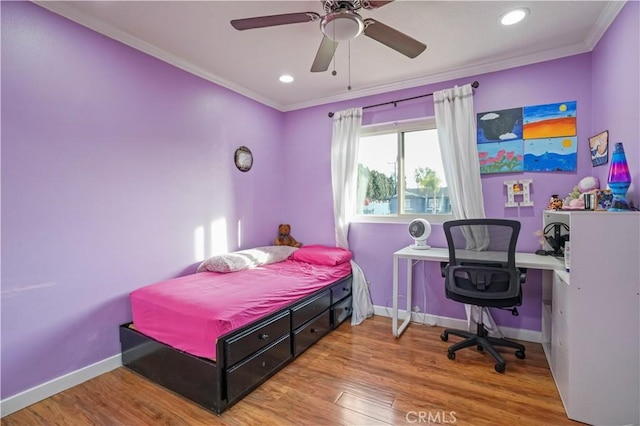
[330,108,374,325]
[434,84,486,221]
[434,84,501,337]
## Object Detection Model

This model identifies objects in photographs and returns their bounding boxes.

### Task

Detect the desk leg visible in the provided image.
[392,255,399,336]
[392,256,413,337]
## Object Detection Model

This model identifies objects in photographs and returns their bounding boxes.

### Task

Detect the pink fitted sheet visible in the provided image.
[130,259,352,360]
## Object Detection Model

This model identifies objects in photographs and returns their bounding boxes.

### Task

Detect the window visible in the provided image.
[356,118,452,223]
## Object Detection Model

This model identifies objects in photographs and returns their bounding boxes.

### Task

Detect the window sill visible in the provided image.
[352,214,453,225]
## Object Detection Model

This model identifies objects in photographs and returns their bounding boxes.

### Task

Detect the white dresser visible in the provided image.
[541,210,639,425]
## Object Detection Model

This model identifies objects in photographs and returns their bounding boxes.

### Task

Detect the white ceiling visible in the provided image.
[35,1,624,112]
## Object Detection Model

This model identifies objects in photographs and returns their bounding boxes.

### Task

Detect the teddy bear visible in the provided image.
[274,224,302,247]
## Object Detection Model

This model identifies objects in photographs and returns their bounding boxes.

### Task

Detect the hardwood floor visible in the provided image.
[2,316,581,425]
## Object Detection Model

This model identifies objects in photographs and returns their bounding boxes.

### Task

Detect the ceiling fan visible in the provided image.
[230,0,427,73]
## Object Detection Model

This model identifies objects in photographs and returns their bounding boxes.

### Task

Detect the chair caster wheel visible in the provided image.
[440,332,449,342]
[447,351,456,360]
[515,350,526,359]
[495,363,506,373]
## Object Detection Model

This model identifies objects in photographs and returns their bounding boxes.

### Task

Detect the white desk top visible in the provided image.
[394,246,564,271]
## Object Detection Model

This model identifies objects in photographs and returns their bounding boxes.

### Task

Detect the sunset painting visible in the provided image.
[523,137,577,172]
[523,101,577,139]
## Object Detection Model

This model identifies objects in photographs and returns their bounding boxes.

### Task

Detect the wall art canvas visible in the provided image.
[477,107,523,143]
[588,130,609,167]
[478,140,524,174]
[523,101,577,139]
[523,137,577,172]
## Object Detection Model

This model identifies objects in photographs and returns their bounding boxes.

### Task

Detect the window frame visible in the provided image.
[353,117,453,225]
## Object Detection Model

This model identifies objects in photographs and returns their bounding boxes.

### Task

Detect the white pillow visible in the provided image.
[196,246,299,273]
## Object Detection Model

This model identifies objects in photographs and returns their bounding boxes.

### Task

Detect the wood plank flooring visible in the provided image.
[2,315,581,425]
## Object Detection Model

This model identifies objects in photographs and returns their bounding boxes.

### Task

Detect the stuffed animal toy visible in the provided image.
[274,224,302,248]
[563,176,600,209]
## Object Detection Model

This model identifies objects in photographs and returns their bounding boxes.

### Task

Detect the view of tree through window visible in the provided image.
[356,120,452,218]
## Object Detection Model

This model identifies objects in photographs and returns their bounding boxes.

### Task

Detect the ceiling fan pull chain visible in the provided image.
[348,40,352,91]
[332,20,338,76]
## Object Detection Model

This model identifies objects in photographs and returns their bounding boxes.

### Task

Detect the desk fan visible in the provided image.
[409,218,431,249]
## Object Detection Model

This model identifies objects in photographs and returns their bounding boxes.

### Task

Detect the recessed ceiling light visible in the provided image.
[279,74,294,83]
[500,8,529,26]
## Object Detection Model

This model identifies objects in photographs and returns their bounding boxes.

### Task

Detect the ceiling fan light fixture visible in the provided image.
[500,8,529,26]
[321,10,364,41]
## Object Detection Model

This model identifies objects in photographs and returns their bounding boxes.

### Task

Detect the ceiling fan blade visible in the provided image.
[362,1,394,9]
[363,18,426,58]
[311,36,338,72]
[231,12,320,31]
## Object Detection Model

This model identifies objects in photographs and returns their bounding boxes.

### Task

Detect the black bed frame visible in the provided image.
[119,274,353,414]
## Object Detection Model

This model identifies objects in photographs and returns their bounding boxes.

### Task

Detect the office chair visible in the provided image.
[440,218,526,373]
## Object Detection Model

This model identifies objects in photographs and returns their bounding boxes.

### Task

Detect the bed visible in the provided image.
[119,245,353,414]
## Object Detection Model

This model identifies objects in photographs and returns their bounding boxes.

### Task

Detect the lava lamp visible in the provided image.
[607,142,632,211]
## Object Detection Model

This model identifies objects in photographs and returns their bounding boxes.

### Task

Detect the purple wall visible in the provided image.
[283,56,593,331]
[1,2,284,399]
[592,1,639,204]
[2,0,638,404]
[283,3,639,333]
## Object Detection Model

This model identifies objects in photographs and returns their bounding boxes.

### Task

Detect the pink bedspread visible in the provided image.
[130,259,352,360]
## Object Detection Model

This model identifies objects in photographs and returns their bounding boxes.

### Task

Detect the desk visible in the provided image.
[393,215,640,426]
[391,246,564,337]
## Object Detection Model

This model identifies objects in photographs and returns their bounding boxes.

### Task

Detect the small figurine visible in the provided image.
[548,194,563,210]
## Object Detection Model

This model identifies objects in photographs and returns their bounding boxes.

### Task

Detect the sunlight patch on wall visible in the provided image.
[194,226,205,262]
[210,218,228,256]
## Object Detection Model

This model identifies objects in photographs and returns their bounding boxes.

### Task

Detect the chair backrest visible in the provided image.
[443,218,520,269]
[442,219,521,307]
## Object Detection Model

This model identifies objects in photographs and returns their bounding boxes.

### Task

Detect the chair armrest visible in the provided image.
[440,261,448,277]
[518,267,528,283]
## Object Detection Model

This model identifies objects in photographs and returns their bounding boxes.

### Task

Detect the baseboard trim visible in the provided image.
[373,305,541,343]
[1,354,122,417]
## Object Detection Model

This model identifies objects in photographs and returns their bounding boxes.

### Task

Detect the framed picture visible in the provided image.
[596,189,613,211]
[589,130,608,167]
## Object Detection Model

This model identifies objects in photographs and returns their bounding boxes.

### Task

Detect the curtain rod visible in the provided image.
[327,81,479,118]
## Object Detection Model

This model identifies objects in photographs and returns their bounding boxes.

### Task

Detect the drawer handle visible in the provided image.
[343,287,349,291]
[259,334,269,340]
[310,328,319,334]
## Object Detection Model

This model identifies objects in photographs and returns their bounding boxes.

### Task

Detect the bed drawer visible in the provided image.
[224,310,290,367]
[291,289,331,329]
[332,296,352,327]
[293,310,331,356]
[331,278,352,304]
[226,334,292,403]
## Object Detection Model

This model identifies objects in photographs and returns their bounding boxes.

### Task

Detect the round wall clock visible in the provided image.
[234,146,253,172]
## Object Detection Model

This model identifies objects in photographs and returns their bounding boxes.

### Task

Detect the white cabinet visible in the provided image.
[541,210,639,426]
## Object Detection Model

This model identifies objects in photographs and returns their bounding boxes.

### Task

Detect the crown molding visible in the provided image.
[33,1,621,114]
[584,0,627,49]
[282,41,593,112]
